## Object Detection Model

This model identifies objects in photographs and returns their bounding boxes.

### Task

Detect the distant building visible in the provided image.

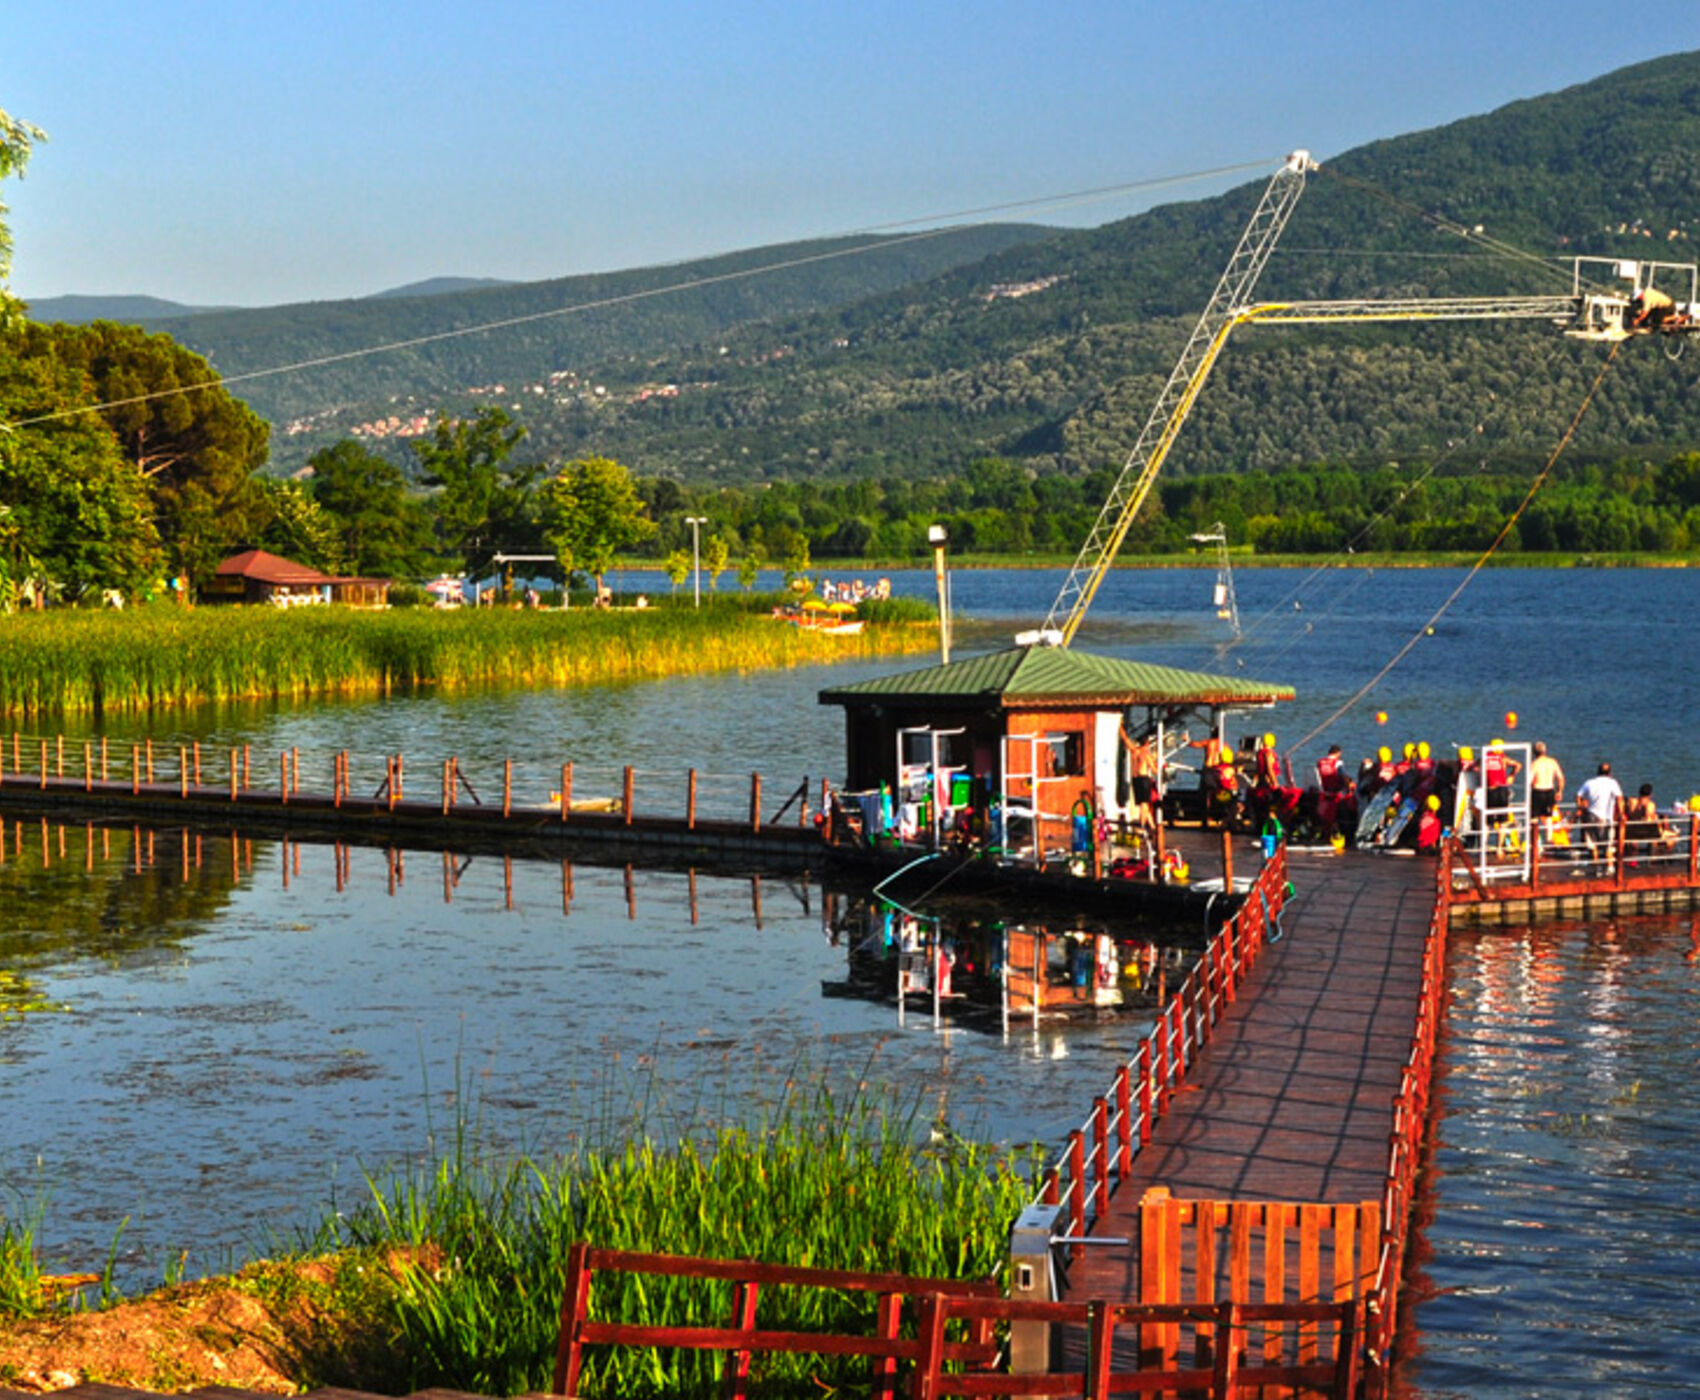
[205,549,391,608]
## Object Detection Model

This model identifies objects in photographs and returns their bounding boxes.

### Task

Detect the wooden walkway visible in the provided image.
[1064,848,1437,1303]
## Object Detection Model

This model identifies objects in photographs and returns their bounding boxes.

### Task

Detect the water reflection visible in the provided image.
[1411,916,1700,1398]
[0,814,1196,1286]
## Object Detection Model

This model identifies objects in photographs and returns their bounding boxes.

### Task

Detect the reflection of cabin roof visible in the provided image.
[819,646,1294,711]
[216,549,331,585]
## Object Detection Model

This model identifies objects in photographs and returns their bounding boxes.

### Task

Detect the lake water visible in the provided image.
[3,564,1699,1393]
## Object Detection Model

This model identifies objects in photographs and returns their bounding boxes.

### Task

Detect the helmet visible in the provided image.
[1263,732,1276,748]
[1418,741,1430,760]
[1403,743,1415,759]
[1690,794,1700,813]
[1426,795,1441,810]
[1459,746,1475,762]
[1377,746,1391,763]
[1489,738,1504,750]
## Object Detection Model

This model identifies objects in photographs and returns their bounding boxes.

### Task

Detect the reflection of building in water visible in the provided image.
[822,893,1193,1031]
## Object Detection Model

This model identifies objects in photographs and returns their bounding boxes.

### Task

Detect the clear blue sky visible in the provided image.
[3,1,1695,307]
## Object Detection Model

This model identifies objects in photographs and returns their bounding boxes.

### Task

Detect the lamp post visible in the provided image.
[928,523,950,665]
[685,516,708,608]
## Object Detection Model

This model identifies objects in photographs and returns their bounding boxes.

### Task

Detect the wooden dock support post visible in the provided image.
[291,747,300,796]
[560,763,571,822]
[193,742,201,787]
[623,765,635,826]
[131,743,140,795]
[56,734,64,779]
[750,772,763,832]
[280,752,289,804]
[243,744,251,790]
[179,746,188,798]
[83,741,92,793]
[442,759,453,815]
[39,739,47,790]
[800,775,809,828]
[686,769,697,830]
[101,737,108,783]
[502,759,512,819]
[230,749,239,801]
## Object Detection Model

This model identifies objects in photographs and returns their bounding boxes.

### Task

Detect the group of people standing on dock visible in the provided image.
[1191,731,1694,862]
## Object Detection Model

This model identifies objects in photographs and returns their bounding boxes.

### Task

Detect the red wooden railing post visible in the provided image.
[1115,1064,1133,1175]
[724,1278,760,1400]
[1137,1040,1153,1147]
[552,1242,593,1396]
[1067,1130,1086,1255]
[1091,1096,1111,1220]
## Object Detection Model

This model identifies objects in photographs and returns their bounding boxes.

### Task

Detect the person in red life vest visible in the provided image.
[1413,740,1436,786]
[1395,742,1416,779]
[1316,743,1347,796]
[1483,738,1520,815]
[1415,794,1445,854]
[1211,746,1242,829]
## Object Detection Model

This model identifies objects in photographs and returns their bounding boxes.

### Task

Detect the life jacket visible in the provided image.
[1317,753,1345,794]
[1485,751,1508,785]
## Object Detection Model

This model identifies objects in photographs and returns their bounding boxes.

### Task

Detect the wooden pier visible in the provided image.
[1023,846,1447,1396]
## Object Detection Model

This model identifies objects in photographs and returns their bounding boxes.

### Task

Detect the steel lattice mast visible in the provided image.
[1041,150,1315,645]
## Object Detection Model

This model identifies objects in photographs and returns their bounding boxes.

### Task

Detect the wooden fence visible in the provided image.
[550,1244,1360,1400]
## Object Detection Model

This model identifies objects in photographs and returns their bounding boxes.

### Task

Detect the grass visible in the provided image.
[287,1069,1037,1397]
[0,596,935,717]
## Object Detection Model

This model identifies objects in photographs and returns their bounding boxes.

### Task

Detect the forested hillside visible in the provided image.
[351,49,1700,485]
[129,226,1051,439]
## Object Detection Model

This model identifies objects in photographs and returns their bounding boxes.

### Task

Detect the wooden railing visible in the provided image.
[550,1244,1359,1400]
[0,730,821,834]
[1355,846,1450,1397]
[913,1294,1362,1400]
[1033,847,1291,1246]
[551,1245,999,1400]
[1132,1192,1380,1384]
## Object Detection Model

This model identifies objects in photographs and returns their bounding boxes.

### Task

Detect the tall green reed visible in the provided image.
[309,1068,1037,1397]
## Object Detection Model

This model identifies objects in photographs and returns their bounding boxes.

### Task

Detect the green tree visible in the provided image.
[25,321,270,591]
[307,438,436,577]
[663,548,691,594]
[782,534,812,593]
[538,455,655,594]
[737,545,765,592]
[704,534,730,591]
[255,477,348,574]
[412,407,540,576]
[0,340,161,601]
[1,107,45,326]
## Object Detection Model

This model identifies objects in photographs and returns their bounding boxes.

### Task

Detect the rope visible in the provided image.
[1285,341,1622,759]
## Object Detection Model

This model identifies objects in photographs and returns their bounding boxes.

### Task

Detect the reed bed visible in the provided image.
[0,601,933,716]
[301,1075,1037,1397]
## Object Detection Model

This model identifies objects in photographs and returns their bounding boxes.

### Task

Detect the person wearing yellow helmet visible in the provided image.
[1483,739,1520,816]
[1416,791,1445,854]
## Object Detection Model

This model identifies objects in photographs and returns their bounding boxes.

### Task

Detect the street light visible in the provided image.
[685,516,708,608]
[927,523,950,665]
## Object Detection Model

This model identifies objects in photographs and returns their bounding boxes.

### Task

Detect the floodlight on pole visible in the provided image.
[685,517,708,608]
[927,523,950,665]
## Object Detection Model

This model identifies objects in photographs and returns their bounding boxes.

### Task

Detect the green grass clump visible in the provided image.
[306,1076,1037,1397]
[0,1208,46,1317]
[0,600,933,716]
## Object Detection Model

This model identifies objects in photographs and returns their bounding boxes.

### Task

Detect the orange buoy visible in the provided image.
[1375,711,1388,726]
[1505,711,1519,730]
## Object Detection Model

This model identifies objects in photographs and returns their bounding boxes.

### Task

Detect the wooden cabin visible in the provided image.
[819,646,1293,863]
[205,550,392,608]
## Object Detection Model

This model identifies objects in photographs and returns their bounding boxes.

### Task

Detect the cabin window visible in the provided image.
[1045,733,1083,777]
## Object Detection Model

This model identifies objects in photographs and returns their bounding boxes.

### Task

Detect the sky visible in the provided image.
[2,1,1696,308]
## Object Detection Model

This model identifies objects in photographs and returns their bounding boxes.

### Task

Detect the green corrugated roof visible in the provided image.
[819,646,1294,709]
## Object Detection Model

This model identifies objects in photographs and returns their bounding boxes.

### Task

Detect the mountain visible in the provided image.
[368,276,515,299]
[129,225,1053,456]
[25,293,232,323]
[64,50,1700,481]
[471,48,1700,485]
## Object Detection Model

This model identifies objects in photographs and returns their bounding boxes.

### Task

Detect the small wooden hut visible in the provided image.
[819,646,1293,860]
[205,550,391,608]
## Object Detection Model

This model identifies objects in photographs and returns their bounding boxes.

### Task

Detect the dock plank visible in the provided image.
[1065,849,1436,1304]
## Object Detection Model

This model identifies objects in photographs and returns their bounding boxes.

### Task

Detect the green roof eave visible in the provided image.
[818,646,1294,710]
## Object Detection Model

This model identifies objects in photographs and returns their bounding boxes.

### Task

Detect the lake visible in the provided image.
[3,563,1699,1395]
